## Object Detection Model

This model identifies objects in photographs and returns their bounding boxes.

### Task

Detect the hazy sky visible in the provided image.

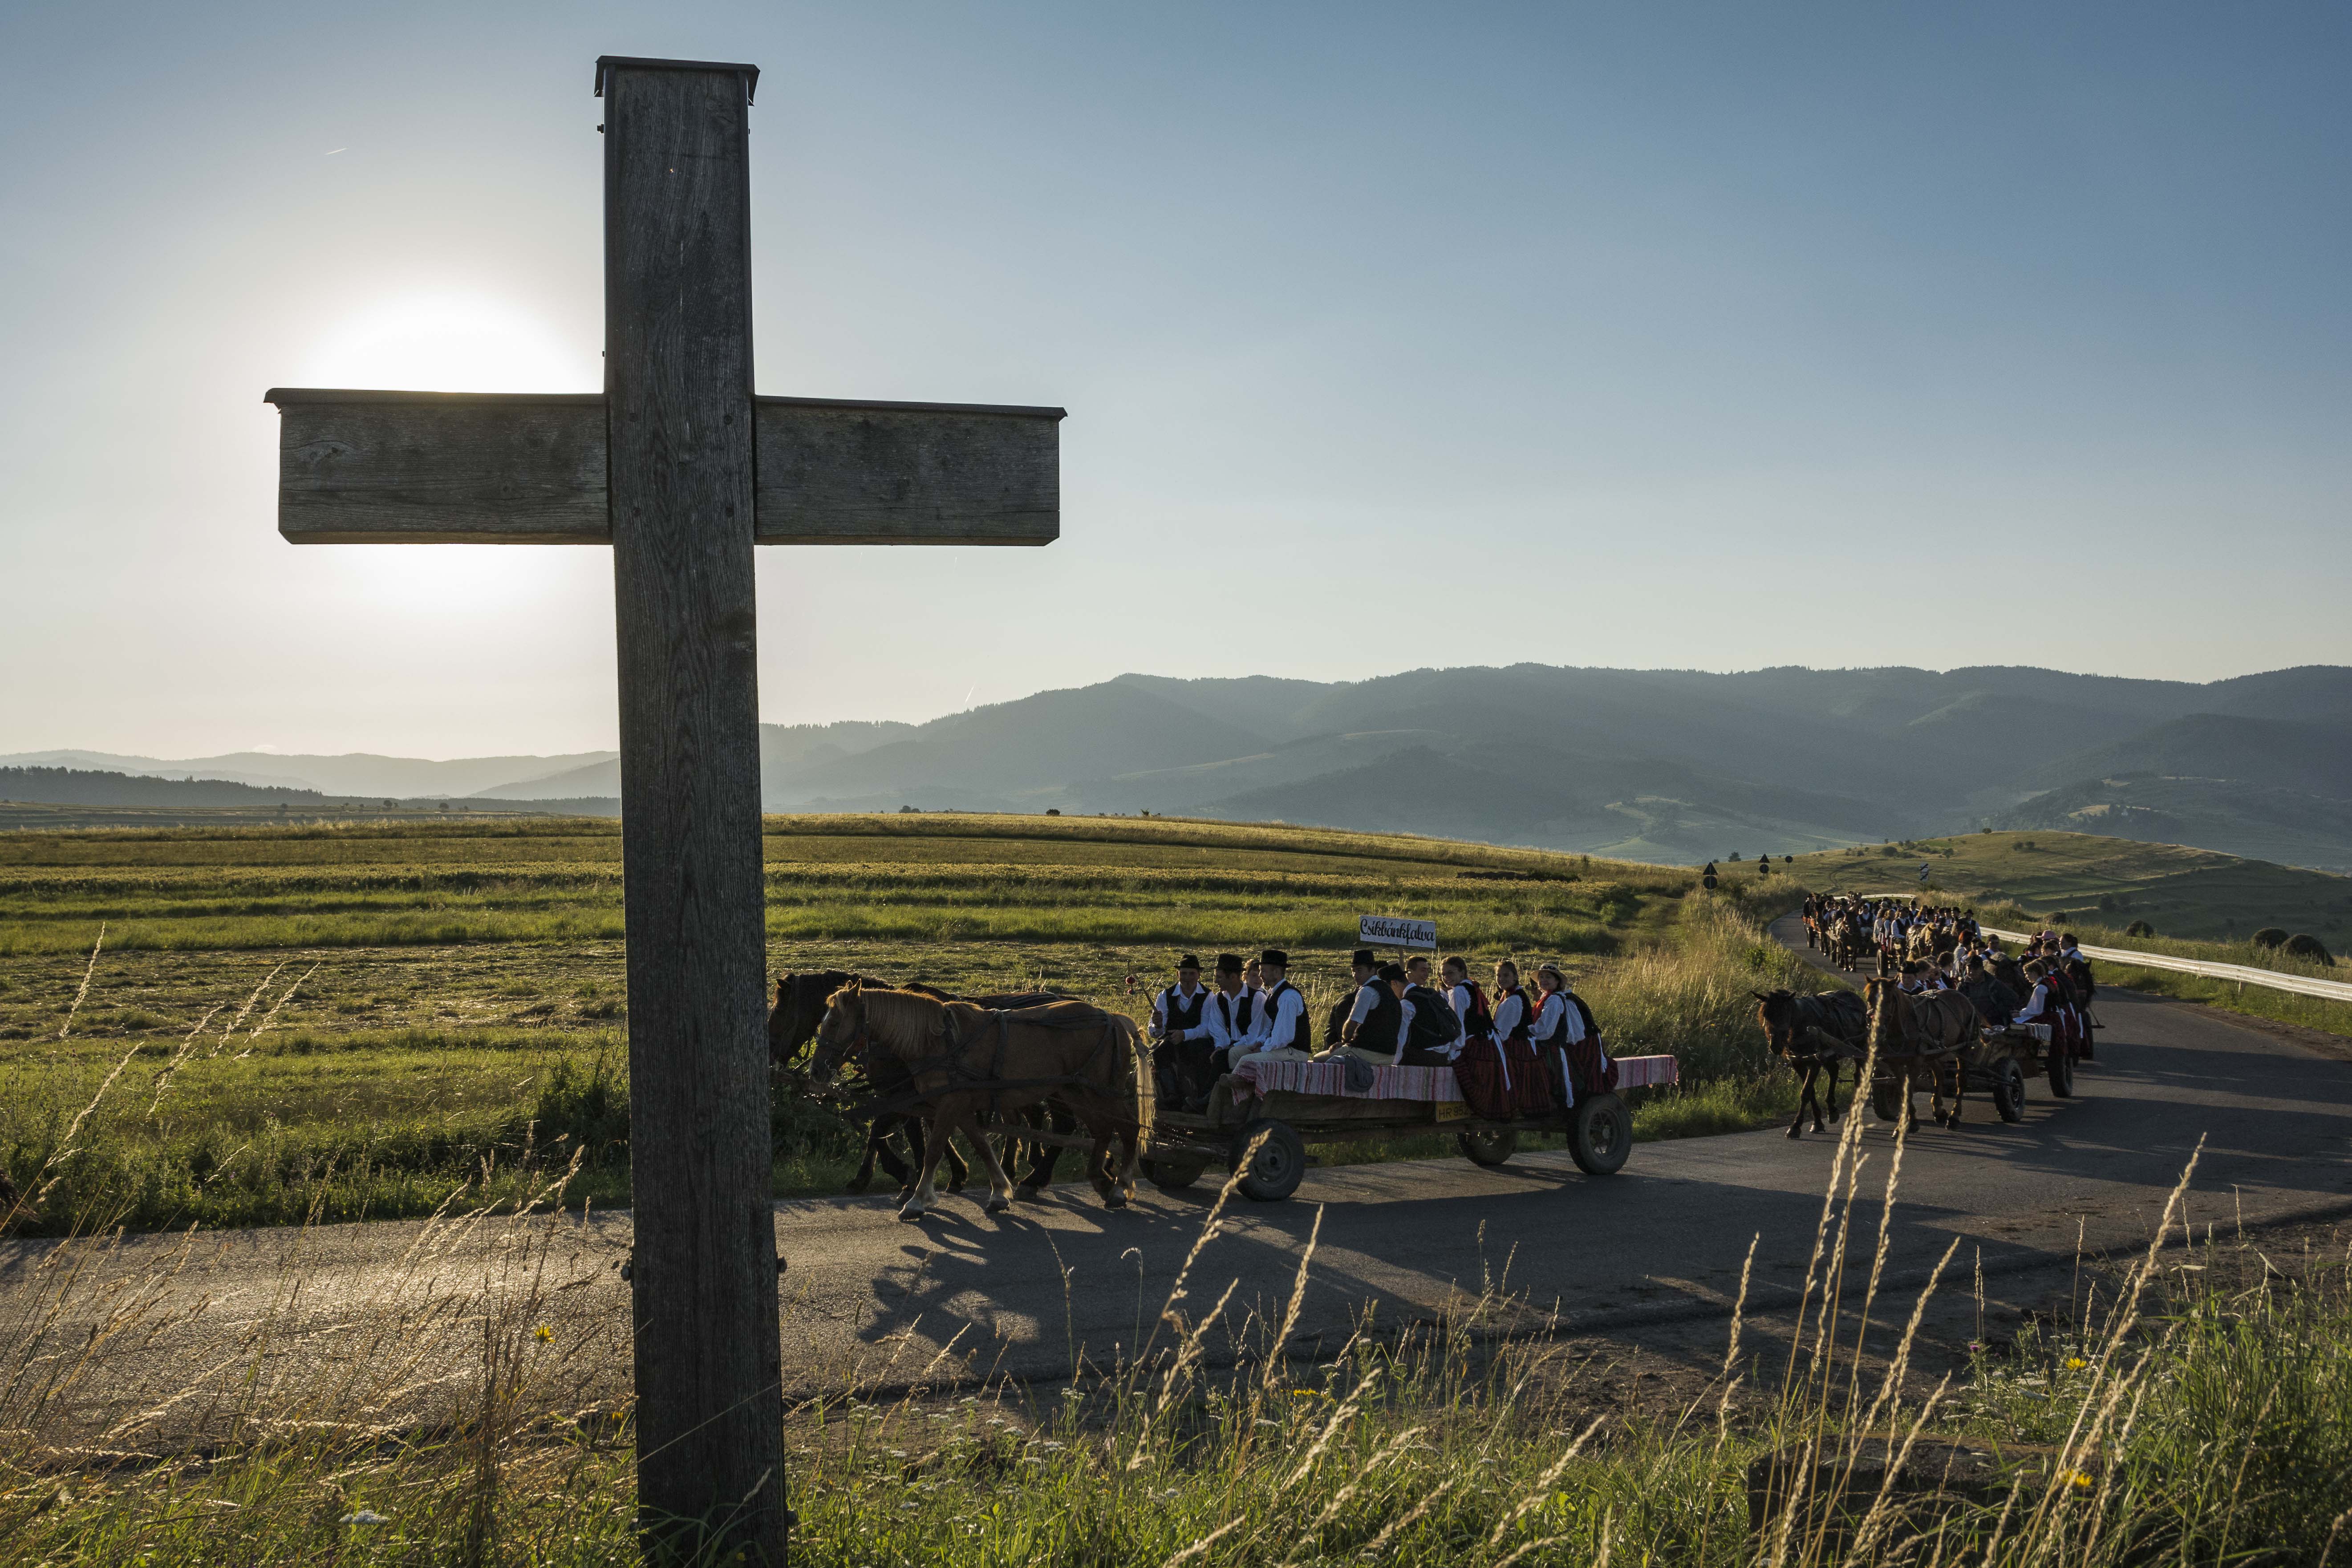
[4,2,2348,758]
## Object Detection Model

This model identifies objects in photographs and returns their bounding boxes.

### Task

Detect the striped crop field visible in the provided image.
[0,814,1811,1233]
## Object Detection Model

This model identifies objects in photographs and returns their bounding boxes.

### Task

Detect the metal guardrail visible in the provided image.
[1983,928,2352,1004]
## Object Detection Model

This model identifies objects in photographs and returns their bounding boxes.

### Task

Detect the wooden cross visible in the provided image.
[264,56,1060,1564]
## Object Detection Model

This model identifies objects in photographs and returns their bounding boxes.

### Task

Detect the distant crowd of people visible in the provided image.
[1140,948,1606,1116]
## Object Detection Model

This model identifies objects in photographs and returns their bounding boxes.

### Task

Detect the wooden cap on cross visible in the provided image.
[262,55,1063,1565]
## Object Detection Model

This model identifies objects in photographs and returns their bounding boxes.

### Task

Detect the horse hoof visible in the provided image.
[983,1195,1010,1214]
[1102,1192,1128,1210]
[1785,1126,1803,1140]
[897,1205,930,1223]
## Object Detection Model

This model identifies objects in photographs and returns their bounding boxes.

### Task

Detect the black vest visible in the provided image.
[1212,990,1254,1039]
[1496,985,1533,1042]
[1354,982,1401,1053]
[1264,980,1310,1051]
[1161,985,1208,1033]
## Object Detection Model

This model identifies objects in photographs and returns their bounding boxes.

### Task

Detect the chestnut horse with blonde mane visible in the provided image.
[808,981,1151,1220]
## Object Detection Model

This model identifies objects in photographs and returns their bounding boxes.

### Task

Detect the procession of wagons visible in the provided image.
[772,896,2093,1218]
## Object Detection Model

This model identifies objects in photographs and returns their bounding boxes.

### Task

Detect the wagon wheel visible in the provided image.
[1457,1128,1519,1167]
[1991,1057,2027,1123]
[1229,1119,1306,1202]
[1143,1153,1209,1192]
[1567,1093,1630,1175]
[1870,1076,1906,1125]
[2046,1048,2075,1100]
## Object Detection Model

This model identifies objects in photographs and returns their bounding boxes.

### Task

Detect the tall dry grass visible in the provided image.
[7,1099,2349,1565]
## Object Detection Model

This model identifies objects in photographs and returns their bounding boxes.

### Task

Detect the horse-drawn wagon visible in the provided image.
[1137,1052,1681,1203]
[1862,981,2081,1129]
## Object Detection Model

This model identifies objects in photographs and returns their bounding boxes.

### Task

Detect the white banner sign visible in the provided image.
[1358,914,1437,951]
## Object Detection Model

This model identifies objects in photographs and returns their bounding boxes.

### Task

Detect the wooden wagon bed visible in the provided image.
[1139,1053,1681,1202]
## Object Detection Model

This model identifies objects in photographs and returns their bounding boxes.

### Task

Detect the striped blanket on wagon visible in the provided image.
[1229,1053,1679,1108]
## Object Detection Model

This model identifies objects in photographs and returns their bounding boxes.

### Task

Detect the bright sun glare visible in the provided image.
[302,292,596,393]
[299,293,605,614]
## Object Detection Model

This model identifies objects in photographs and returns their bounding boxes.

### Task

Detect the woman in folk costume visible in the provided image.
[1530,963,1608,1112]
[1505,959,1561,1114]
[2012,960,2081,1061]
[1444,956,1510,1118]
[1456,960,1537,1120]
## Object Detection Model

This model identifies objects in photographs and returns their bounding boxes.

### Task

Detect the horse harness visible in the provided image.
[840,1001,1132,1123]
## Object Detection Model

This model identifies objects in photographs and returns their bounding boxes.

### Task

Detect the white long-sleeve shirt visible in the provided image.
[1192,987,1256,1053]
[2013,984,2053,1025]
[1529,991,1587,1046]
[1448,983,1481,1039]
[1151,981,1211,1041]
[1491,989,1530,1041]
[1243,981,1309,1054]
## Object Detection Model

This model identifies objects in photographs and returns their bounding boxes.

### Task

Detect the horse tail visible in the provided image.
[1111,1013,1152,1179]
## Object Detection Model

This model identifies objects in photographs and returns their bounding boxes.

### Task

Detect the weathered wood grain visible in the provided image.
[755,397,1061,544]
[268,391,608,543]
[266,389,1058,547]
[598,57,787,1565]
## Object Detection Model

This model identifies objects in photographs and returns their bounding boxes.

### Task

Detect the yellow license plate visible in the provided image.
[1433,1101,1471,1122]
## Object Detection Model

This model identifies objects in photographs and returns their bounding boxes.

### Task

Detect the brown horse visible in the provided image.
[1862,979,1975,1130]
[771,972,1075,1196]
[1753,989,1867,1138]
[809,981,1149,1220]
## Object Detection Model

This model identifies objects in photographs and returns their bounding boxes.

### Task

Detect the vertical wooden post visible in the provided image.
[598,56,785,1564]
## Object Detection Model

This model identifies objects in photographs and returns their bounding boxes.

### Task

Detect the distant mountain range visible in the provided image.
[9,663,2350,869]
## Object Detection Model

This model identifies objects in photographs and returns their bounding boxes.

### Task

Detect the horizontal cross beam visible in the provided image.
[264,388,1064,546]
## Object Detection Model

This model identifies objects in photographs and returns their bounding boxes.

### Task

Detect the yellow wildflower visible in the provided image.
[533,1324,554,1344]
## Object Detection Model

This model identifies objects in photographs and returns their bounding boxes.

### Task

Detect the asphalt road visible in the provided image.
[10,914,2352,1446]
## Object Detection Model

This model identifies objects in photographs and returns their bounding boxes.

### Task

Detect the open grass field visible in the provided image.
[1783,829,2352,947]
[0,814,1813,1235]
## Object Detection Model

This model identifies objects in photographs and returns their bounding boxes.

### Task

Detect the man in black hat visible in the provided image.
[1172,952,1258,1109]
[1151,955,1212,1106]
[1334,960,1410,1064]
[1152,954,1211,1045]
[1249,948,1313,1058]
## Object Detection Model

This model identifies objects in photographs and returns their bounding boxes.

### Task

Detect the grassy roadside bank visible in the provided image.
[6,1142,2345,1566]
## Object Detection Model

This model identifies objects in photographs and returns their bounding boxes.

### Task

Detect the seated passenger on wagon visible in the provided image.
[1151,954,1212,1105]
[1326,948,1380,1049]
[1243,948,1314,1061]
[1489,960,1530,1044]
[1166,952,1256,1110]
[1442,955,1493,1052]
[1330,961,1411,1065]
[2012,961,2065,1031]
[1529,963,1609,1109]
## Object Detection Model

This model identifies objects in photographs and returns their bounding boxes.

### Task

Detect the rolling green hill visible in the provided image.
[20,663,2352,866]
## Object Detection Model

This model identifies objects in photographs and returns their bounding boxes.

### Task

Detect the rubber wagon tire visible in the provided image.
[1229,1119,1307,1202]
[1458,1129,1519,1167]
[1566,1093,1631,1175]
[2047,1048,2075,1099]
[1871,1077,1906,1124]
[1143,1153,1210,1192]
[1991,1058,2027,1123]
